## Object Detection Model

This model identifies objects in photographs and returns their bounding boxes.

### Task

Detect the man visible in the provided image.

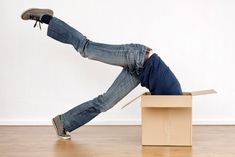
[21,8,183,140]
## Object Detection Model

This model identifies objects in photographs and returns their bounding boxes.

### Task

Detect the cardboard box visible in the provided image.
[141,89,216,146]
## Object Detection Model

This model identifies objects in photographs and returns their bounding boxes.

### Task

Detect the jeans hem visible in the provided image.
[60,114,72,132]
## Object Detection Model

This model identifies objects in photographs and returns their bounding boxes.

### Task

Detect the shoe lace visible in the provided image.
[29,15,42,30]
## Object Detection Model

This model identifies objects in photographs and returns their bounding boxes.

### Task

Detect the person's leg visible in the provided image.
[21,9,148,73]
[47,17,148,72]
[60,68,140,132]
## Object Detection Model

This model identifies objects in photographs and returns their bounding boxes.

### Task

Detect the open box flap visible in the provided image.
[121,93,144,109]
[184,89,217,96]
[121,89,216,109]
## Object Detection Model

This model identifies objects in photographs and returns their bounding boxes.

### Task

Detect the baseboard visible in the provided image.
[192,119,235,125]
[0,119,140,126]
[86,119,141,125]
[0,119,235,125]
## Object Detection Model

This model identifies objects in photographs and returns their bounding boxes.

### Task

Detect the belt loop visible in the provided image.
[144,47,152,65]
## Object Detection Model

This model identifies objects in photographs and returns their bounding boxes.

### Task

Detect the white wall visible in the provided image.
[1,0,235,125]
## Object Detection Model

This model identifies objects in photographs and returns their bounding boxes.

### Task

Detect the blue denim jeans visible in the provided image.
[47,17,149,132]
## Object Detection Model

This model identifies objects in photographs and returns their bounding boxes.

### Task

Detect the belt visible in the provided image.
[144,47,152,64]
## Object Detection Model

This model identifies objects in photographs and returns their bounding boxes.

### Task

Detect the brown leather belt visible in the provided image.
[144,47,152,64]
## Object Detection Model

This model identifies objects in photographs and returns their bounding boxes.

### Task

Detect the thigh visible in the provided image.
[98,68,140,112]
[84,41,147,70]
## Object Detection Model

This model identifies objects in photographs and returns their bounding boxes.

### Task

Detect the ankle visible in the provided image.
[41,15,53,24]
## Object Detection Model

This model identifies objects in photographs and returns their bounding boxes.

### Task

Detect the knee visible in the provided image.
[75,37,90,58]
[92,94,116,112]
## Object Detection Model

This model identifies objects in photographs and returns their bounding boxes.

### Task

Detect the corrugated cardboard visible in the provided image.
[141,89,216,146]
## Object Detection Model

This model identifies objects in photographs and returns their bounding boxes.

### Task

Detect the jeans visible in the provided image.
[47,17,149,132]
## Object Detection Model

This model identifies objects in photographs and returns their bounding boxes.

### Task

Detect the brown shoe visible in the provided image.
[21,8,53,21]
[21,8,54,29]
[52,115,71,140]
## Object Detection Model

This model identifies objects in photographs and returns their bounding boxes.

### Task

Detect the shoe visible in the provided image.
[52,115,71,140]
[21,8,54,28]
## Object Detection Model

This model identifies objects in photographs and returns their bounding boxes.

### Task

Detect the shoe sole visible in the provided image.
[21,8,54,20]
[52,118,71,140]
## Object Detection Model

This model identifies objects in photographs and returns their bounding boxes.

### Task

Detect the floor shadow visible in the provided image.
[53,140,96,157]
[142,145,192,157]
[52,138,192,157]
